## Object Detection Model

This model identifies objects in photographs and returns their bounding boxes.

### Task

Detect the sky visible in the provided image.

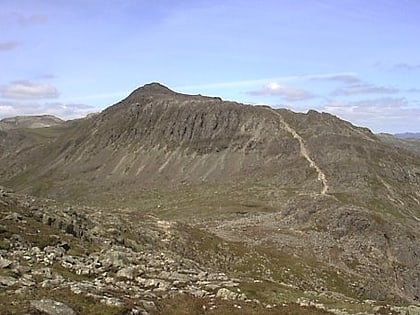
[0,0,419,133]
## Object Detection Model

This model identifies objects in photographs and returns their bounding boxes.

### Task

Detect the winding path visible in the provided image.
[268,109,329,195]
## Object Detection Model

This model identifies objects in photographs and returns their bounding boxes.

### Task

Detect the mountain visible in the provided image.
[395,132,420,139]
[0,83,419,314]
[378,133,420,155]
[0,115,64,130]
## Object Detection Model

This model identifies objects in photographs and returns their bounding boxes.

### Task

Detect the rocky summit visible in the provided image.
[0,83,419,314]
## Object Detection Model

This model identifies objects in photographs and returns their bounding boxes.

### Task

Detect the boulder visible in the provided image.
[30,299,76,315]
[0,257,13,268]
[101,250,127,269]
[116,266,135,280]
[216,288,246,300]
[0,275,17,287]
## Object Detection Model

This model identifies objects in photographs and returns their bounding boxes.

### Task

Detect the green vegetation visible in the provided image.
[154,294,332,315]
[0,289,130,315]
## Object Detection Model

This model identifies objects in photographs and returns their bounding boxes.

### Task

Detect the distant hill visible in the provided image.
[394,132,420,139]
[0,115,64,130]
[378,133,420,155]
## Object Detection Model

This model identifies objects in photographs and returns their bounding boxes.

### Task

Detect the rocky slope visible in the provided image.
[0,83,420,313]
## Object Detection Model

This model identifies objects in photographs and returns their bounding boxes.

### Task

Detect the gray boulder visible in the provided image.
[30,299,76,315]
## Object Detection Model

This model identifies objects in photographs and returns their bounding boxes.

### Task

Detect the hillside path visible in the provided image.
[268,109,329,194]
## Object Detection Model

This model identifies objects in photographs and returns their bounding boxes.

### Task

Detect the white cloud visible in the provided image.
[0,101,96,120]
[249,82,316,101]
[0,41,20,51]
[0,105,15,117]
[0,81,59,100]
[316,97,420,133]
[331,83,399,96]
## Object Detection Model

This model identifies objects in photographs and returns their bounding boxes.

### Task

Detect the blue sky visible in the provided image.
[0,0,419,133]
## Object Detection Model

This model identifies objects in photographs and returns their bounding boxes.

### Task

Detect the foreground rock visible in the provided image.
[30,299,76,315]
[0,186,419,314]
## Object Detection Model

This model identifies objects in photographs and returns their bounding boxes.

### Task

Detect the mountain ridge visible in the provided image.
[395,132,420,139]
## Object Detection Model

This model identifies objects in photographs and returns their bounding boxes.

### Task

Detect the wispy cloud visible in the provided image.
[0,41,20,52]
[14,13,48,26]
[249,82,315,101]
[34,74,56,80]
[175,72,358,91]
[331,83,399,96]
[0,81,59,100]
[394,63,420,71]
[309,74,361,84]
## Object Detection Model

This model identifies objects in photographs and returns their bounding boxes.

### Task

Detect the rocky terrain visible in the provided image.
[0,186,339,314]
[0,83,420,314]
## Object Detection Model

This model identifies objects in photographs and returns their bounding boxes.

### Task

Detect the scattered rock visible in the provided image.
[102,250,127,269]
[0,257,13,268]
[116,266,135,280]
[0,275,17,287]
[30,299,76,315]
[4,212,23,221]
[58,241,71,251]
[216,288,246,300]
[139,299,156,312]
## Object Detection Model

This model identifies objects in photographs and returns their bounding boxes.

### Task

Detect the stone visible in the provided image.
[100,296,123,307]
[0,225,8,234]
[392,305,420,315]
[0,257,13,268]
[4,212,23,221]
[102,250,127,269]
[30,299,76,315]
[168,271,190,283]
[116,266,135,280]
[139,299,156,311]
[143,278,159,289]
[0,275,17,287]
[58,241,71,251]
[189,288,208,298]
[216,288,246,300]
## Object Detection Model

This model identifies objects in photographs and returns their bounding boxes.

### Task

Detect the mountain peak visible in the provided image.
[129,82,176,97]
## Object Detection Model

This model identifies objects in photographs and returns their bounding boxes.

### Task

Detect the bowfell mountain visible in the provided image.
[0,83,419,314]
